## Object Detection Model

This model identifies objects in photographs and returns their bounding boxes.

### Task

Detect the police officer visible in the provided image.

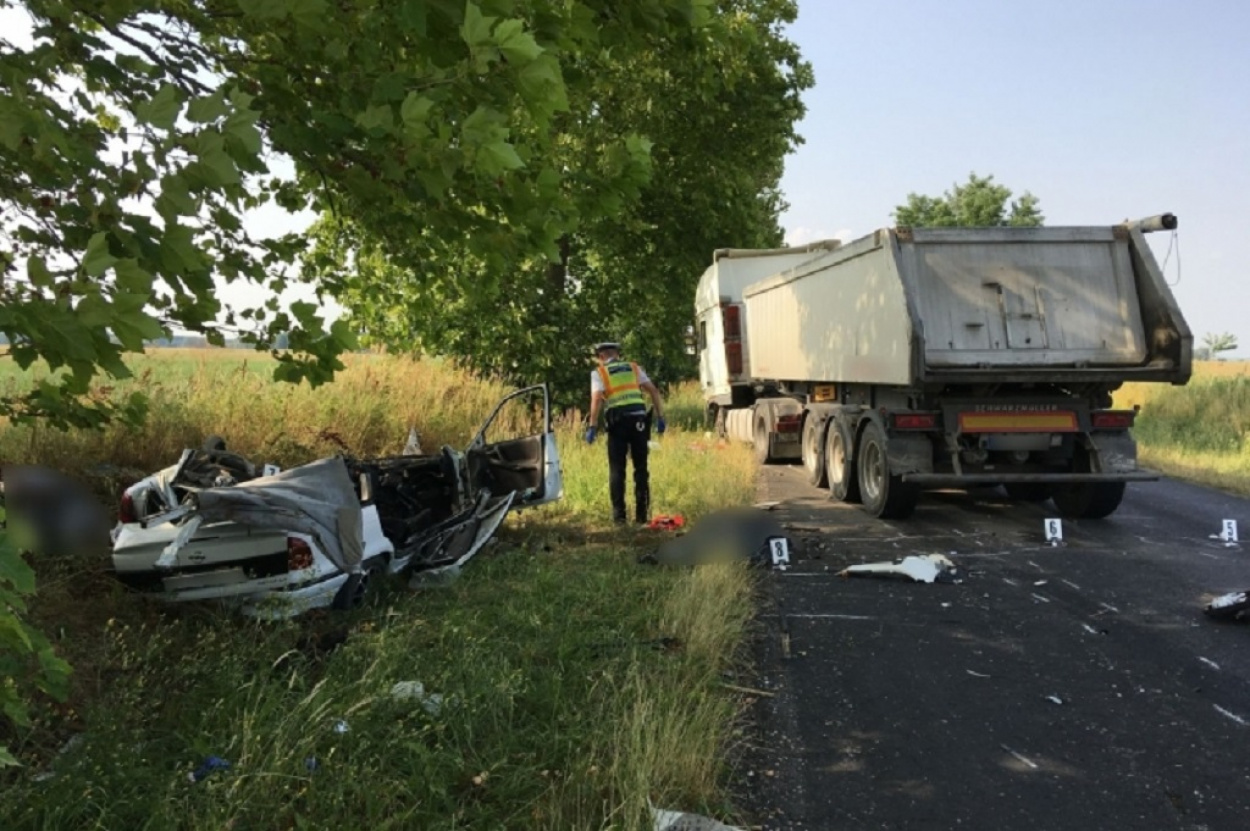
[584,342,666,524]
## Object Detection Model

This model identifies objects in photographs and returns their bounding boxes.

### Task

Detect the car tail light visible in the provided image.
[118,493,137,524]
[287,537,314,571]
[725,342,743,375]
[1091,410,1136,430]
[722,303,741,338]
[892,412,939,430]
[776,414,803,433]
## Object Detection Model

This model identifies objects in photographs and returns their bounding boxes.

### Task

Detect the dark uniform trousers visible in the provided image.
[606,405,651,522]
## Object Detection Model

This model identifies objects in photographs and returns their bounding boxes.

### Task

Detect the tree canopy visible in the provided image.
[894,172,1043,229]
[308,0,811,402]
[2,0,807,424]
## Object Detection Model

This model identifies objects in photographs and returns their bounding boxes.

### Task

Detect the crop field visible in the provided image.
[0,350,758,830]
[1117,360,1250,496]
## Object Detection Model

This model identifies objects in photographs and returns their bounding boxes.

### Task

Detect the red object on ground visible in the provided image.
[646,514,686,531]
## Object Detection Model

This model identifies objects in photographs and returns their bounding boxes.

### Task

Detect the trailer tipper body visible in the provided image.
[695,215,1191,519]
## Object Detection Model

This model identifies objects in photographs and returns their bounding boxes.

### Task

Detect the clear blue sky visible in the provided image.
[778,0,1250,356]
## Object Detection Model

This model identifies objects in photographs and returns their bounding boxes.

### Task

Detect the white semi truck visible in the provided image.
[695,215,1191,519]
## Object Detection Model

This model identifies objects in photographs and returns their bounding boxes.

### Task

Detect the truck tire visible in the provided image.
[801,416,828,487]
[753,415,773,465]
[1003,483,1052,502]
[1052,448,1126,519]
[825,420,860,503]
[856,421,918,519]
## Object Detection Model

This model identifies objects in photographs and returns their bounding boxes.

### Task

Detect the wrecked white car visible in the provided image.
[111,385,562,617]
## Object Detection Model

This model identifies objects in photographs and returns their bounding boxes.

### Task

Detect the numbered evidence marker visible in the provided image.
[1044,518,1064,546]
[768,537,791,570]
[1221,519,1239,544]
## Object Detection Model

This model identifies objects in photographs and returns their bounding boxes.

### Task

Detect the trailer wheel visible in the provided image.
[1003,483,1052,502]
[825,421,860,503]
[856,421,918,519]
[753,416,773,465]
[1052,448,1126,519]
[801,416,828,487]
[1053,481,1125,519]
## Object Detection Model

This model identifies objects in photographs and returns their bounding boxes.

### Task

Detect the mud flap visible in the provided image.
[886,433,934,477]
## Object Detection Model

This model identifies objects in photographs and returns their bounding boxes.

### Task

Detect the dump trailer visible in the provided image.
[695,215,1191,519]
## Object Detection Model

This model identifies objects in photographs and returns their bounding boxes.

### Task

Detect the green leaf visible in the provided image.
[288,0,327,29]
[156,173,197,218]
[0,746,18,768]
[494,19,542,65]
[400,93,434,128]
[461,1,496,47]
[186,90,228,123]
[160,225,207,273]
[355,104,394,134]
[114,259,154,294]
[242,0,286,20]
[0,536,36,594]
[26,257,54,288]
[478,139,525,175]
[83,232,117,277]
[135,84,181,131]
[224,117,263,156]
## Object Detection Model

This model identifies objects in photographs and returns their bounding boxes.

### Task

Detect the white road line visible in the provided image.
[1199,657,1221,671]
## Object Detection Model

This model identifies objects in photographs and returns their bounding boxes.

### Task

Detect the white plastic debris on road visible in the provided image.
[840,553,962,584]
[651,806,743,831]
[1204,590,1250,620]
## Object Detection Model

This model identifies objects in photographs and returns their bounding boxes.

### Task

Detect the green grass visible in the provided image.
[1117,361,1250,496]
[0,350,759,830]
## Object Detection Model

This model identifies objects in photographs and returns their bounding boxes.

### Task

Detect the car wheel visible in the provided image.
[801,416,827,487]
[333,560,384,611]
[856,421,918,519]
[825,420,860,503]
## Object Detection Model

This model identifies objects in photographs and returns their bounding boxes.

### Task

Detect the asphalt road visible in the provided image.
[739,467,1250,831]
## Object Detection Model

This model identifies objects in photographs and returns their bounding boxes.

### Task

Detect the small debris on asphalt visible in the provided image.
[966,669,990,678]
[1205,590,1250,621]
[1213,704,1249,726]
[1000,744,1039,770]
[1046,695,1064,705]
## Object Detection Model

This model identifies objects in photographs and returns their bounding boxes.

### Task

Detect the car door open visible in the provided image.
[466,383,563,508]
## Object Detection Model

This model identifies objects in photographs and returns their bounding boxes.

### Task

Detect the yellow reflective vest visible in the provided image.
[597,360,646,412]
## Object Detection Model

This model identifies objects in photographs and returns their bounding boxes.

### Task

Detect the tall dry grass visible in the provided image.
[0,350,527,480]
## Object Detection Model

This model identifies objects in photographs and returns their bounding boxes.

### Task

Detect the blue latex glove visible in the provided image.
[656,416,667,435]
[585,426,598,444]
